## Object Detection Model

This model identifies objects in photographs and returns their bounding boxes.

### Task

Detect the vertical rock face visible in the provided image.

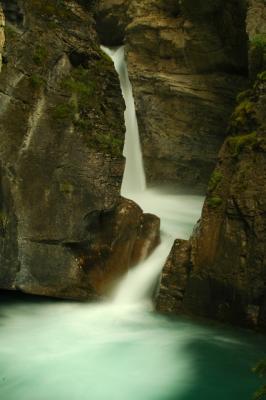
[0,5,4,72]
[0,0,160,300]
[157,0,266,331]
[96,0,248,190]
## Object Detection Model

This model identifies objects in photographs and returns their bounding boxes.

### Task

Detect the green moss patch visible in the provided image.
[208,170,223,192]
[53,101,77,121]
[90,133,123,157]
[60,182,74,194]
[28,0,72,20]
[0,211,8,235]
[230,99,257,134]
[33,45,48,66]
[254,70,266,90]
[4,24,18,39]
[61,67,96,110]
[228,132,258,156]
[29,74,46,89]
[207,196,223,208]
[250,34,266,51]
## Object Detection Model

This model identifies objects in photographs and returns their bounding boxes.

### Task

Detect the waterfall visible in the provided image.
[0,46,233,400]
[101,45,204,305]
[101,46,146,195]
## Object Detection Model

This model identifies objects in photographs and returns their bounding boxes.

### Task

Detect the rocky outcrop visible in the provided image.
[96,0,248,190]
[0,6,4,72]
[157,0,266,331]
[0,0,160,300]
[156,239,192,314]
[247,0,266,79]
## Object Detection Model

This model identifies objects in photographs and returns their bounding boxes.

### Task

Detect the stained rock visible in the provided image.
[96,0,248,190]
[0,1,160,300]
[156,1,266,330]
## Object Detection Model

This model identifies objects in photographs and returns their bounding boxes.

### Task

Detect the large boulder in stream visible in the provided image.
[0,1,160,300]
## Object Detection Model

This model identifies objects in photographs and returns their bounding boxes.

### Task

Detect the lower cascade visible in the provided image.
[0,47,265,400]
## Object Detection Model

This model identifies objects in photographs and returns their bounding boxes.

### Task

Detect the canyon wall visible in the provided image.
[0,0,159,300]
[96,0,248,190]
[157,0,266,331]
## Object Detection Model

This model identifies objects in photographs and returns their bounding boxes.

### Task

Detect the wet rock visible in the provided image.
[0,1,160,300]
[15,198,160,300]
[96,0,248,190]
[0,6,4,72]
[131,212,160,266]
[156,239,191,314]
[156,4,266,330]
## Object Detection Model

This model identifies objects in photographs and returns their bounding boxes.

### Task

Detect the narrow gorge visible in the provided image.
[0,1,265,400]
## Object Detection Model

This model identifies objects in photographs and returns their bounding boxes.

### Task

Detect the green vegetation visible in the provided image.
[58,65,123,155]
[29,74,46,89]
[253,360,266,400]
[208,170,223,192]
[0,211,8,235]
[52,58,123,156]
[249,34,266,80]
[61,67,96,110]
[228,132,258,156]
[4,24,18,39]
[53,101,77,121]
[59,182,74,194]
[33,46,48,66]
[230,98,257,134]
[29,0,71,20]
[99,49,112,64]
[90,133,123,157]
[236,90,253,104]
[207,196,223,208]
[253,70,266,89]
[250,34,266,51]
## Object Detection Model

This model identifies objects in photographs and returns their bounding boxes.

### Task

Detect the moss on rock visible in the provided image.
[208,170,223,192]
[227,131,258,156]
[207,196,223,208]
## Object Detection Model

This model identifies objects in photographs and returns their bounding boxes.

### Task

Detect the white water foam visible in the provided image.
[101,46,146,195]
[102,45,204,305]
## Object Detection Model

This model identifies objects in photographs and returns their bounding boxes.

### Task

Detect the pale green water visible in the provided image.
[0,295,265,400]
[0,32,263,400]
[0,192,264,400]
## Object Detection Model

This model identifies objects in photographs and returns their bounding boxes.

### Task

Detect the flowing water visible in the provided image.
[102,46,146,195]
[0,46,265,400]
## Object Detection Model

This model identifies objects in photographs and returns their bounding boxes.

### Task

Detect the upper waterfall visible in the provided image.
[101,46,146,196]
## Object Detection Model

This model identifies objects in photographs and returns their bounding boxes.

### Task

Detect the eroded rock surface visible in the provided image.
[0,0,160,300]
[0,5,4,72]
[157,0,266,331]
[96,0,248,190]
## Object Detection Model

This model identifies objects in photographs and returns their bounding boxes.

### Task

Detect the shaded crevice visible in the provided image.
[1,0,24,27]
[94,4,127,47]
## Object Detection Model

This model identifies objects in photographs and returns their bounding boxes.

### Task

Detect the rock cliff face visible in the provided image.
[96,0,248,190]
[0,0,159,300]
[0,6,4,72]
[157,0,266,331]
